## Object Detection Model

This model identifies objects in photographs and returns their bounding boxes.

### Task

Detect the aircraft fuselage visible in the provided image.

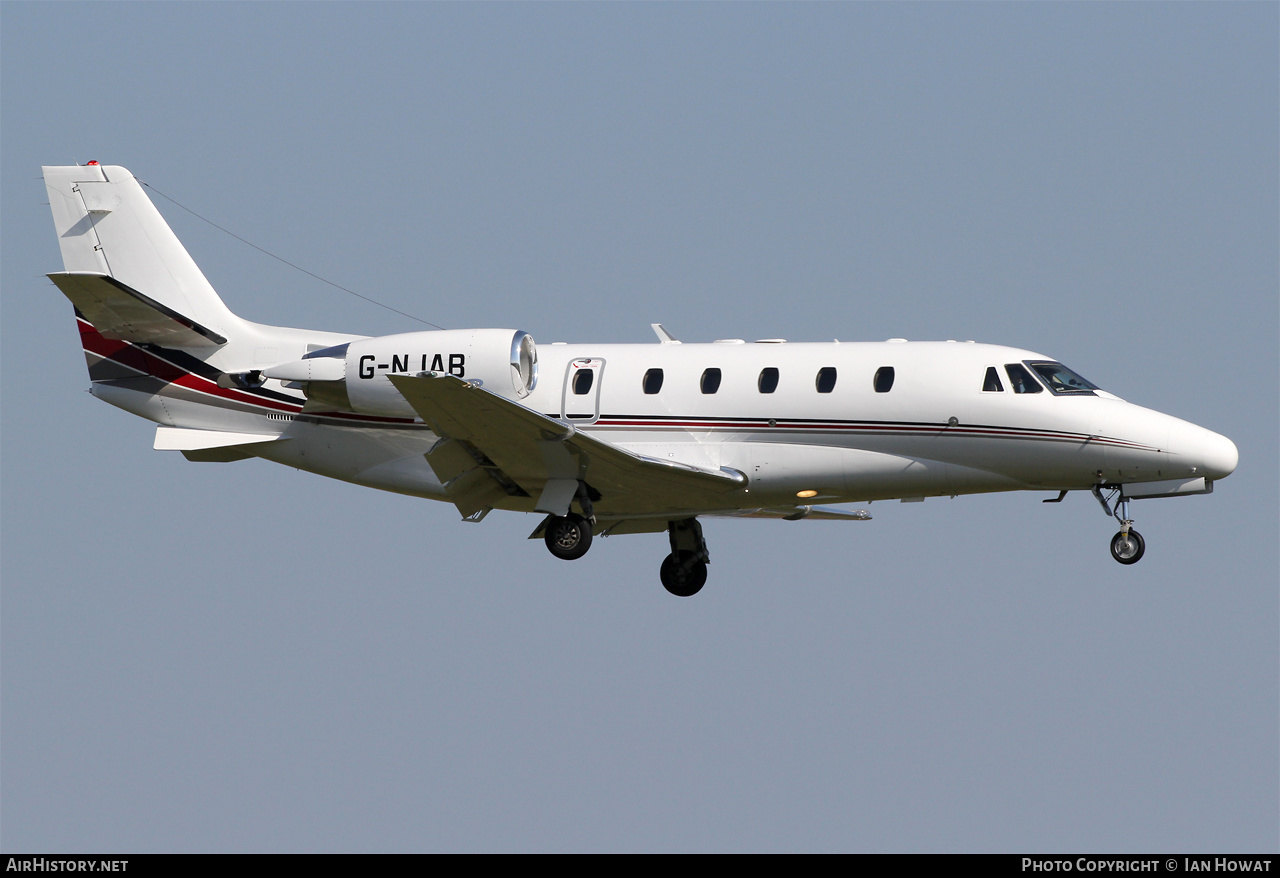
[48,163,1238,594]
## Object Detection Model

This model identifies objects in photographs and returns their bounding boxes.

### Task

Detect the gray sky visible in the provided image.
[2,2,1276,853]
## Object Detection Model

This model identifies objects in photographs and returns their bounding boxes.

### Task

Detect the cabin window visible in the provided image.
[758,367,779,394]
[642,368,663,394]
[1028,361,1098,396]
[1005,363,1043,394]
[815,367,837,393]
[701,368,722,394]
[983,366,1004,392]
[873,367,894,393]
[573,369,594,395]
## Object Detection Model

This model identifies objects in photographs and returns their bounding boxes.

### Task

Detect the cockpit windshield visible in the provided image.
[1027,361,1099,396]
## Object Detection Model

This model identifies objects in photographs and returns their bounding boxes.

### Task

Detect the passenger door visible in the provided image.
[562,358,605,423]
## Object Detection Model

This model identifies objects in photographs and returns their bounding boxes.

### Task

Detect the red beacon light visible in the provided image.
[86,160,99,165]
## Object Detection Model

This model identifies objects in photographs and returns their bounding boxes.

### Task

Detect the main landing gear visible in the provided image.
[1092,485,1146,565]
[538,492,712,596]
[660,518,709,597]
[543,512,593,561]
[543,481,597,561]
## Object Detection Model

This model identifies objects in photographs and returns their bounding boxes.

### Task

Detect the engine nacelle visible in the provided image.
[265,329,537,419]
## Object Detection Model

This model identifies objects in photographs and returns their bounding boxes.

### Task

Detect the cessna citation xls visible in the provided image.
[43,163,1238,596]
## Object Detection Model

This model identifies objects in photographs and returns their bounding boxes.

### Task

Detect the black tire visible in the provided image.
[659,551,708,597]
[1110,529,1145,565]
[544,513,593,560]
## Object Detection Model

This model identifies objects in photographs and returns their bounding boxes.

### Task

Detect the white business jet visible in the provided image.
[43,164,1238,596]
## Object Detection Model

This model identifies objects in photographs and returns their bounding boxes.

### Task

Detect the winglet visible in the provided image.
[651,324,681,344]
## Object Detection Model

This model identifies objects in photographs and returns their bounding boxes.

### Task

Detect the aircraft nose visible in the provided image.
[1202,430,1239,481]
[1168,420,1238,481]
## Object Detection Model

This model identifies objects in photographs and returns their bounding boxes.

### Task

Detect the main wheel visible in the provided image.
[544,513,593,560]
[1110,529,1145,565]
[659,551,708,597]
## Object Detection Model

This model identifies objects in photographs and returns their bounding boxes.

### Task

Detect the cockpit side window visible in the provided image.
[1027,361,1099,396]
[983,366,1004,392]
[1005,363,1043,394]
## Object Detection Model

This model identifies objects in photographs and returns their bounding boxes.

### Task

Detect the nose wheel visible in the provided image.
[1093,485,1147,566]
[1110,529,1145,565]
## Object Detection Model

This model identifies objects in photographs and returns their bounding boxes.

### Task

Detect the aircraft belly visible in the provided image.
[925,431,1104,490]
[731,435,1047,502]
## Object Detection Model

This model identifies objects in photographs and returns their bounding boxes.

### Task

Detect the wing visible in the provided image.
[387,373,747,519]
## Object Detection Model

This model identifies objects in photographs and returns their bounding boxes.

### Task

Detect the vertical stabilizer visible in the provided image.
[43,164,241,340]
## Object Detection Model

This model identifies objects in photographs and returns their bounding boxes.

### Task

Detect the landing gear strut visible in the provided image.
[1093,485,1145,565]
[660,518,709,597]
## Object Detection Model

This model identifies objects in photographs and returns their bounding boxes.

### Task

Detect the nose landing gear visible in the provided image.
[1093,485,1145,565]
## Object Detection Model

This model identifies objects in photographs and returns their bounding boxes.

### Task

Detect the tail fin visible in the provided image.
[43,164,241,343]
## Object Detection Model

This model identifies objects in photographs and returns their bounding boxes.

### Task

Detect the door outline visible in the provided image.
[562,358,605,423]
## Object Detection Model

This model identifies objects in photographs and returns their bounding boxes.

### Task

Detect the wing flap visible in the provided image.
[49,271,226,347]
[422,436,525,518]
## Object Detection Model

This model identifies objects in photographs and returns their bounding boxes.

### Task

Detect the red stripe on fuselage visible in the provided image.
[591,417,1152,451]
[74,320,1153,447]
[77,318,421,426]
[78,318,302,413]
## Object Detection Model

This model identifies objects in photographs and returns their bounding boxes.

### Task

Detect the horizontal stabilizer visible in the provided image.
[49,271,226,347]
